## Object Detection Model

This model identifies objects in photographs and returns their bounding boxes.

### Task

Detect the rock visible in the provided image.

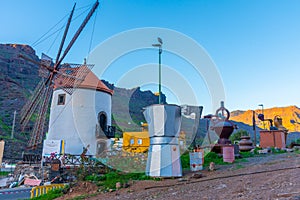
[258,149,268,154]
[123,182,130,188]
[293,146,300,151]
[285,148,293,152]
[209,162,215,171]
[178,178,188,182]
[191,173,203,179]
[216,184,227,190]
[116,182,121,190]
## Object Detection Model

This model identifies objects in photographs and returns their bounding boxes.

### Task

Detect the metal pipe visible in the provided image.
[152,37,163,104]
[158,46,162,104]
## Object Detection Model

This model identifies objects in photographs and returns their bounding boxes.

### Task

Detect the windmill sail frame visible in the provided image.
[20,1,99,149]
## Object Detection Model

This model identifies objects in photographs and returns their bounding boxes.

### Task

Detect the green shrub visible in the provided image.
[239,151,254,158]
[204,152,229,166]
[270,147,286,154]
[0,171,10,176]
[180,153,190,169]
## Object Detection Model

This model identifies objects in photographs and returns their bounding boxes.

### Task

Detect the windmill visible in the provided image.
[19,1,99,149]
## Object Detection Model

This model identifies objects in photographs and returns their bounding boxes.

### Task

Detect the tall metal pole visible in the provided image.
[158,46,162,104]
[262,104,265,130]
[258,104,265,129]
[11,110,16,139]
[252,110,256,146]
[152,37,163,104]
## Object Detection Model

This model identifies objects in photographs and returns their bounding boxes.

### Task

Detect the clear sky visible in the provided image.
[1,0,300,114]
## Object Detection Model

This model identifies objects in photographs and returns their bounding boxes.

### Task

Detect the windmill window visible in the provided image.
[57,94,66,105]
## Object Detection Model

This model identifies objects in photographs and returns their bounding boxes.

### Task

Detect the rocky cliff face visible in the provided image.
[0,44,41,159]
[0,44,40,122]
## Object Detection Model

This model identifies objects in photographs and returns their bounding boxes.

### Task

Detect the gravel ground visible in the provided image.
[60,152,300,200]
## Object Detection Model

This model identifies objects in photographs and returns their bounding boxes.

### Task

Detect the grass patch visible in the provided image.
[180,153,190,169]
[239,151,255,158]
[203,152,231,166]
[0,117,11,134]
[72,194,97,200]
[90,171,158,191]
[0,171,10,176]
[181,151,232,169]
[270,147,286,154]
[180,150,257,170]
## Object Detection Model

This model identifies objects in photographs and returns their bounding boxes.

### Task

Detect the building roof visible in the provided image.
[54,66,113,95]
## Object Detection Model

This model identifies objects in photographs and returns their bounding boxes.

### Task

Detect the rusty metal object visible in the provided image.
[238,136,254,151]
[210,101,236,145]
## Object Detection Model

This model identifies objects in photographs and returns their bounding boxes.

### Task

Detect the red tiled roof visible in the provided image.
[54,67,113,95]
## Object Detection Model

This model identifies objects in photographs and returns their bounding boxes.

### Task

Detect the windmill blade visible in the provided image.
[55,3,76,63]
[20,79,46,129]
[28,85,53,149]
[55,1,99,70]
[19,54,53,73]
[55,63,94,95]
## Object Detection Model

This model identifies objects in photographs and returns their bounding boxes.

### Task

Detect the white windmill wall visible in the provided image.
[46,88,112,155]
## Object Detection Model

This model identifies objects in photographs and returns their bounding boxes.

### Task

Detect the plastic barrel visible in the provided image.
[223,146,235,163]
[189,151,204,171]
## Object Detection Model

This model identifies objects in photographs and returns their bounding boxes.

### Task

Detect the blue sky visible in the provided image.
[1,0,300,114]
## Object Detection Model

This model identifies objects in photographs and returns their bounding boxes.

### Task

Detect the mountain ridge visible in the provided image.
[230,105,300,132]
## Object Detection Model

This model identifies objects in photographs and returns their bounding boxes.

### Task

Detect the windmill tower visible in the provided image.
[19,1,100,150]
[44,64,114,156]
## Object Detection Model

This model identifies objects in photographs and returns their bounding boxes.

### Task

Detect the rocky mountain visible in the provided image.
[230,106,300,131]
[230,106,300,145]
[111,86,166,134]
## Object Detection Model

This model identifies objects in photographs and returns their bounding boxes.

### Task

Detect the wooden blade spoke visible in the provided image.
[28,86,53,148]
[55,1,99,69]
[20,79,45,129]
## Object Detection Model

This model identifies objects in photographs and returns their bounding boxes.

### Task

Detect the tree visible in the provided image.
[230,130,249,143]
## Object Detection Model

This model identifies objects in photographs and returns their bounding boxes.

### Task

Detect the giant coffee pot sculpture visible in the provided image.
[143,104,182,177]
[143,104,202,177]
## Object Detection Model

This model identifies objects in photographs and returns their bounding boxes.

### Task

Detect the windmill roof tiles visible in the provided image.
[54,66,113,95]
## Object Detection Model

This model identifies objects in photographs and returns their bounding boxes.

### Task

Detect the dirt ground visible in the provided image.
[57,152,300,200]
